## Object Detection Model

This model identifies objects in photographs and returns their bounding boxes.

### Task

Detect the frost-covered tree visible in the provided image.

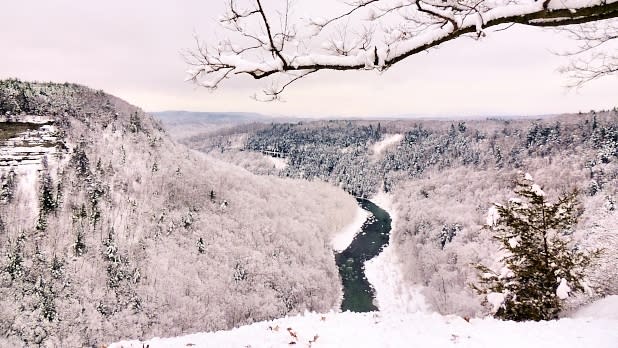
[187,0,618,99]
[475,174,598,321]
[197,237,206,254]
[71,142,90,177]
[36,158,58,231]
[0,168,16,203]
[4,232,26,281]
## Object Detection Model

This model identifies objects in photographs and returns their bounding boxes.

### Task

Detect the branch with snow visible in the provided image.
[187,0,618,98]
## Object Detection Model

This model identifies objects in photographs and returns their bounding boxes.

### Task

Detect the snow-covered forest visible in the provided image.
[1,79,616,347]
[2,0,618,346]
[0,80,360,347]
[168,109,618,318]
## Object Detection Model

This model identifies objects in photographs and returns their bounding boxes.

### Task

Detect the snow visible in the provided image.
[18,164,39,215]
[371,134,403,157]
[109,309,618,348]
[571,295,618,320]
[486,205,500,226]
[525,173,534,181]
[556,278,571,300]
[486,292,505,313]
[365,191,430,313]
[508,237,519,248]
[531,184,545,197]
[365,243,430,314]
[332,206,370,252]
[265,155,288,170]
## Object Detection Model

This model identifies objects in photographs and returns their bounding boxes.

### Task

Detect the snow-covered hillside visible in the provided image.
[0,80,360,347]
[110,302,618,348]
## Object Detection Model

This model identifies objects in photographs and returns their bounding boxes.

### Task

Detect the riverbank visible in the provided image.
[365,191,430,313]
[332,205,370,252]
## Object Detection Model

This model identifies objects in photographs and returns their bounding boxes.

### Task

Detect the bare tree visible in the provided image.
[186,0,618,99]
[558,20,618,88]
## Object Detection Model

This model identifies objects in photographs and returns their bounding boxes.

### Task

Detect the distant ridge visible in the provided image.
[151,111,268,124]
[152,111,571,123]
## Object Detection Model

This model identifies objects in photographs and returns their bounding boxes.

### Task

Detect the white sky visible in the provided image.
[0,0,615,118]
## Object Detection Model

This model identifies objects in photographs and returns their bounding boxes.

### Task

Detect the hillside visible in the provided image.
[0,80,359,347]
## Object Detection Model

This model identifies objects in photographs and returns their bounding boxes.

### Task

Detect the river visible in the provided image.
[335,198,392,312]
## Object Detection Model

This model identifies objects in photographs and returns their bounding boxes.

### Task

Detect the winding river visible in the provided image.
[335,198,392,312]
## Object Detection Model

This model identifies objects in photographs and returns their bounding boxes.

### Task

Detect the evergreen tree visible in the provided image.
[71,143,90,177]
[36,156,58,231]
[39,171,56,215]
[475,174,598,321]
[5,232,26,281]
[129,112,142,133]
[197,237,206,254]
[73,229,87,257]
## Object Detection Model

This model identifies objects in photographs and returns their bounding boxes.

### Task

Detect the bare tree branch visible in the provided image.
[557,19,618,88]
[187,0,618,98]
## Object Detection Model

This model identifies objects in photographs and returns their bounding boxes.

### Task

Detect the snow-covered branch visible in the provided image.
[188,0,618,97]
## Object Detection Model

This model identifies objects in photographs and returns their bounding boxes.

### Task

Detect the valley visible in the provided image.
[3,0,618,346]
[158,108,618,319]
[0,80,616,347]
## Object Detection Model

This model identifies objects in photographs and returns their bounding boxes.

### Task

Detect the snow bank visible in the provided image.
[109,310,618,348]
[365,244,430,314]
[365,191,429,313]
[486,292,505,313]
[571,295,618,320]
[371,134,403,157]
[556,278,571,300]
[371,191,396,228]
[265,155,287,170]
[332,205,369,252]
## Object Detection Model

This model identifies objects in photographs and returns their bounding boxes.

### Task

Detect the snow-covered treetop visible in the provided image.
[186,0,618,99]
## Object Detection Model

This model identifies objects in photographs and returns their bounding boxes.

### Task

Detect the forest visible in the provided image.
[175,109,618,317]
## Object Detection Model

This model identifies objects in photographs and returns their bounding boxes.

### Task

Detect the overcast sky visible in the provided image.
[0,0,615,118]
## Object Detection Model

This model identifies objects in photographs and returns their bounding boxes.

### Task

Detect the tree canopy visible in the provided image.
[475,174,598,321]
[187,0,618,99]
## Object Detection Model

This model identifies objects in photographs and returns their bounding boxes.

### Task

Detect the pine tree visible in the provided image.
[36,157,58,231]
[73,228,87,256]
[71,143,90,177]
[129,112,142,133]
[5,233,26,281]
[475,174,599,321]
[197,237,206,254]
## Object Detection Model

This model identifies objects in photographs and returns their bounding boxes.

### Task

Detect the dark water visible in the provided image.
[335,198,391,312]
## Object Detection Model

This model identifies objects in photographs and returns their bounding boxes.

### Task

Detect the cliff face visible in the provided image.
[0,80,357,347]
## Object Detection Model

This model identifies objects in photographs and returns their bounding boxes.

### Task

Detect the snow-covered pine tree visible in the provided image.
[475,174,599,321]
[197,237,206,254]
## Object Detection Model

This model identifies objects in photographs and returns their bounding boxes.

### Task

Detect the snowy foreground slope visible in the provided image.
[110,307,618,348]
